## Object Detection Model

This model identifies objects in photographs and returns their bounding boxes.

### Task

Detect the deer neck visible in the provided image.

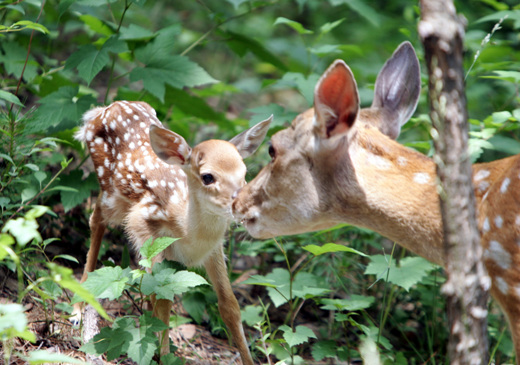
[332,125,445,265]
[185,194,229,244]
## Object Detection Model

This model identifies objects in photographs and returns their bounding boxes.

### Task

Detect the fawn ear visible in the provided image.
[314,60,359,139]
[229,115,272,159]
[371,41,421,140]
[149,125,192,165]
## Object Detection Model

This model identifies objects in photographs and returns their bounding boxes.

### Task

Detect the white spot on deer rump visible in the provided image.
[500,177,510,193]
[484,240,511,270]
[482,217,490,233]
[366,152,391,170]
[495,215,503,229]
[413,172,431,185]
[474,169,490,181]
[97,166,104,177]
[495,276,509,295]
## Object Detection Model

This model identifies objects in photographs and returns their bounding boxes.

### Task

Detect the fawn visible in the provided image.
[233,41,520,362]
[75,100,271,365]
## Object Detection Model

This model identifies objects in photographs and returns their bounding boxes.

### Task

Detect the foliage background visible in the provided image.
[1,0,519,364]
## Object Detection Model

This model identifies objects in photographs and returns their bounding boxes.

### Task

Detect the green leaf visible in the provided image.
[225,31,288,72]
[126,313,165,364]
[275,72,320,106]
[139,237,178,263]
[13,20,49,34]
[312,340,337,361]
[60,171,99,212]
[274,17,313,34]
[0,42,39,81]
[279,325,316,347]
[303,243,367,257]
[142,269,208,300]
[2,217,41,245]
[78,14,114,36]
[26,350,86,364]
[241,305,263,326]
[489,135,520,155]
[476,10,520,29]
[320,19,345,35]
[66,36,127,85]
[225,0,249,9]
[82,266,131,300]
[328,0,381,27]
[120,24,156,41]
[320,295,375,311]
[0,90,23,106]
[164,87,226,123]
[80,317,134,360]
[482,70,520,84]
[0,303,36,343]
[130,55,217,102]
[364,255,437,291]
[28,86,96,134]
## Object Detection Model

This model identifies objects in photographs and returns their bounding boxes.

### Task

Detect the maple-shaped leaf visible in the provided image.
[66,36,127,85]
[279,325,317,347]
[130,56,217,102]
[27,86,96,134]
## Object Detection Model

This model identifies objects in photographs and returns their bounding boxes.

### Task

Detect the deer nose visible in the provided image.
[232,187,242,200]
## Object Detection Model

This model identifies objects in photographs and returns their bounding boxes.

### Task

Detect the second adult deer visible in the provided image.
[233,42,520,361]
[75,100,271,364]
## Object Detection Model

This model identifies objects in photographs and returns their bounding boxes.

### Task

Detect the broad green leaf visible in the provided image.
[130,55,217,102]
[120,24,155,41]
[2,217,40,245]
[248,103,298,127]
[364,255,437,291]
[0,42,39,81]
[0,90,23,106]
[25,205,49,220]
[0,233,15,261]
[66,36,127,85]
[28,86,96,134]
[476,10,520,29]
[139,237,178,263]
[82,266,131,300]
[312,340,337,361]
[302,243,367,257]
[78,14,114,36]
[164,87,226,123]
[241,305,263,326]
[48,263,109,320]
[60,171,99,212]
[320,19,345,34]
[274,17,313,34]
[275,72,320,106]
[80,318,134,360]
[328,0,381,27]
[320,295,375,311]
[310,44,342,56]
[0,303,36,343]
[141,269,208,300]
[127,313,163,364]
[77,0,119,6]
[279,325,316,347]
[489,135,520,155]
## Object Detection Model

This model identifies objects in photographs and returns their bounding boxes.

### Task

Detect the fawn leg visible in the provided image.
[204,247,253,365]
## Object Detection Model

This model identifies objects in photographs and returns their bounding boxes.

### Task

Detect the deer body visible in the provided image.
[233,42,520,361]
[75,100,271,365]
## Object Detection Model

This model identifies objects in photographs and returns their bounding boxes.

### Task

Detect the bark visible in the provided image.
[419,1,489,364]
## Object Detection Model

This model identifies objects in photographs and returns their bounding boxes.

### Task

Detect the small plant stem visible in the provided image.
[104,0,131,105]
[377,242,396,345]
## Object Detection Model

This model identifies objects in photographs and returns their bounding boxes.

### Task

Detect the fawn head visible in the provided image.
[150,116,272,217]
[233,42,421,238]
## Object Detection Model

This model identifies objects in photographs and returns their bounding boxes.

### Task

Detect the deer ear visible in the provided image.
[314,60,359,139]
[372,41,421,140]
[149,125,192,165]
[229,115,272,159]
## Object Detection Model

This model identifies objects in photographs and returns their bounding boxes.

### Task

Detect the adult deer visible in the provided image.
[75,100,271,365]
[233,41,520,361]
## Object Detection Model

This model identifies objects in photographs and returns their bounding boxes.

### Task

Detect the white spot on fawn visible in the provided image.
[516,215,520,226]
[413,173,431,185]
[483,217,490,233]
[500,177,510,193]
[474,170,490,181]
[496,276,508,295]
[95,137,103,145]
[366,152,391,170]
[495,216,503,229]
[97,166,104,177]
[484,240,511,270]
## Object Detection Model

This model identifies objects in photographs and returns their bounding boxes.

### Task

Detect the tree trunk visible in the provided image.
[418,1,489,364]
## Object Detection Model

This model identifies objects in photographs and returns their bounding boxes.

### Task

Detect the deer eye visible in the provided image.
[268,142,276,160]
[201,173,215,185]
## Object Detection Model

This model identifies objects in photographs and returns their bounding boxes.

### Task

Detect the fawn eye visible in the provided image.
[201,173,215,185]
[268,142,276,160]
